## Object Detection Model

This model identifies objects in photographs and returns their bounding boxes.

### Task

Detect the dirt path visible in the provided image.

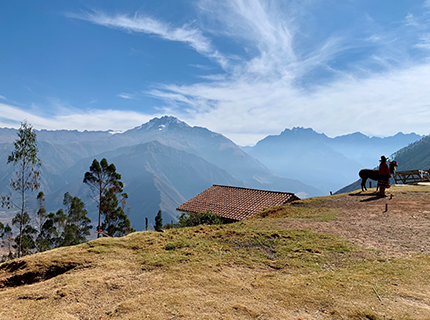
[281,189,430,257]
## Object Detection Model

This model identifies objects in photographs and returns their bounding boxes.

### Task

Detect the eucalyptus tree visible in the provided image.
[35,212,58,252]
[60,192,92,245]
[83,158,132,237]
[1,224,13,260]
[35,191,47,234]
[1,121,41,257]
[12,212,37,256]
[99,188,133,237]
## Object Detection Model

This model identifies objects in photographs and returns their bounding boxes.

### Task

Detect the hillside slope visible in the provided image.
[392,134,430,170]
[0,185,429,320]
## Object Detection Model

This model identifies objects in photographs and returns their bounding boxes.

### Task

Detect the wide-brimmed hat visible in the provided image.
[380,155,387,162]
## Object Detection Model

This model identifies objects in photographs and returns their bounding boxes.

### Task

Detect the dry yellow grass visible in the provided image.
[0,185,430,319]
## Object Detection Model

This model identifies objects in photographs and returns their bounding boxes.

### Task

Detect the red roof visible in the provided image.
[176,185,300,221]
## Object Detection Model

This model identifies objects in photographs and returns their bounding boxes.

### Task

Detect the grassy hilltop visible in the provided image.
[0,185,429,320]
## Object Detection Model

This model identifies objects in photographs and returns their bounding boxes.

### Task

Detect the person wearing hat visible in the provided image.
[378,155,391,197]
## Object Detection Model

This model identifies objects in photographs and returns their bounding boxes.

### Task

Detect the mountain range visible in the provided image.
[0,117,425,231]
[0,117,316,231]
[336,133,430,194]
[246,127,422,194]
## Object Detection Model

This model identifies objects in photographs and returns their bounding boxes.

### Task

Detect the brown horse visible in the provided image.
[359,160,398,191]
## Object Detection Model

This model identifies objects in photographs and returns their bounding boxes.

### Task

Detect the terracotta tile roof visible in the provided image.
[176,185,300,221]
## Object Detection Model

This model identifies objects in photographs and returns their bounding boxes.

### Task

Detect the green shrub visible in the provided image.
[177,210,223,228]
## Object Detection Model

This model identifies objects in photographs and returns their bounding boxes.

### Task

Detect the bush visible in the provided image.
[177,210,223,228]
[154,210,163,231]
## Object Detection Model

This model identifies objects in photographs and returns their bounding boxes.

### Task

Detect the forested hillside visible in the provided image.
[392,134,430,170]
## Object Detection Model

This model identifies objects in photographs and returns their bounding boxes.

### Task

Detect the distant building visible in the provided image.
[176,184,300,222]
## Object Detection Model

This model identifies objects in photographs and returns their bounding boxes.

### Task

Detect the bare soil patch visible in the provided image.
[285,186,430,257]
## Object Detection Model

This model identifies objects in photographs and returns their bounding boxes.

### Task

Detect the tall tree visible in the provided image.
[12,212,37,256]
[3,224,13,252]
[59,192,92,246]
[35,212,58,252]
[83,158,128,237]
[2,121,41,258]
[35,192,47,235]
[1,224,13,261]
[99,188,133,237]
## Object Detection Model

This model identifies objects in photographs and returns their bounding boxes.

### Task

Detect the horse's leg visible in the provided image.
[361,177,367,191]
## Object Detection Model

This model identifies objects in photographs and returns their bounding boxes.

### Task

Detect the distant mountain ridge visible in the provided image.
[335,133,430,194]
[246,127,422,194]
[0,117,318,231]
[0,118,424,230]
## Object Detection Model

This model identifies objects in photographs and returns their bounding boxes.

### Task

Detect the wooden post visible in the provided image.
[95,230,111,237]
[145,217,148,231]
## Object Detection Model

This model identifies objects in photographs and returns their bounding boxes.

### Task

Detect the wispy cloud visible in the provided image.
[198,74,227,81]
[190,64,213,70]
[67,10,228,68]
[117,93,138,100]
[404,13,420,27]
[142,0,430,144]
[416,34,430,50]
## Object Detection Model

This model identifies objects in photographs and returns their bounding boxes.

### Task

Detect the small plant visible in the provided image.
[164,241,187,250]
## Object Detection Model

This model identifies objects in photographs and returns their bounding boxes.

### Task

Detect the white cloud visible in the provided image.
[5,1,428,146]
[190,64,213,70]
[198,74,227,81]
[146,60,430,144]
[0,103,159,132]
[404,13,419,27]
[117,93,138,100]
[150,0,430,144]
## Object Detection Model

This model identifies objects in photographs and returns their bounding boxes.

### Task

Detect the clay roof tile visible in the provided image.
[176,185,300,221]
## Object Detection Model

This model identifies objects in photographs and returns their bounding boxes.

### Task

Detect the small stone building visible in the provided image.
[176,184,300,222]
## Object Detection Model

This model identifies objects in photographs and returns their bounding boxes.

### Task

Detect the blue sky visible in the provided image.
[1,0,430,145]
